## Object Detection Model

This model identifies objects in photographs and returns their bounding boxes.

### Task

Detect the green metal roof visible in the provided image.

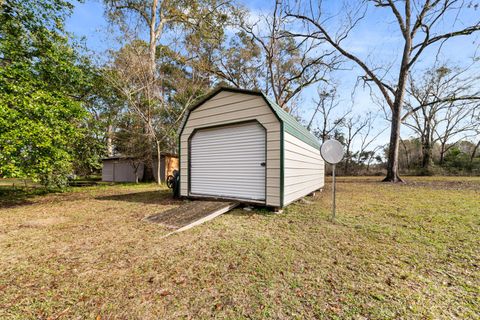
[181,87,321,150]
[262,95,321,150]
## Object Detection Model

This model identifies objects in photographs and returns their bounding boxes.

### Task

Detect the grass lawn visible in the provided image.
[0,177,479,319]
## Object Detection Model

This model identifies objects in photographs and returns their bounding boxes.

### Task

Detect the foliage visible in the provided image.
[443,146,480,174]
[0,0,100,188]
[403,62,480,175]
[102,0,228,183]
[394,138,480,175]
[70,68,122,177]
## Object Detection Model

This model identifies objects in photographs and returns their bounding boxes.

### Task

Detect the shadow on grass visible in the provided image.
[0,187,49,208]
[96,190,181,205]
[329,177,384,184]
[227,204,279,217]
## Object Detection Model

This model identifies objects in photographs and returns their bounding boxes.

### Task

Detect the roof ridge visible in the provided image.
[262,94,321,150]
[180,86,321,150]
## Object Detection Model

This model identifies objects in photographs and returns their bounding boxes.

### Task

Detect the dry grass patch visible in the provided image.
[19,217,68,228]
[0,177,479,319]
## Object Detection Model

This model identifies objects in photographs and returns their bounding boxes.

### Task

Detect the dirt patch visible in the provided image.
[95,190,180,205]
[19,217,68,228]
[333,176,480,191]
[145,200,236,229]
[404,180,480,191]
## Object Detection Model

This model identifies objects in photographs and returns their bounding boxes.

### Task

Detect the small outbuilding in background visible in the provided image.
[178,87,324,209]
[102,153,178,183]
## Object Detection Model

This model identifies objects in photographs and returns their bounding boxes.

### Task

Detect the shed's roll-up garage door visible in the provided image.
[190,122,266,202]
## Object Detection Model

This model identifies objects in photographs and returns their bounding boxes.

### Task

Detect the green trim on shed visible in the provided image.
[279,121,284,208]
[262,95,321,150]
[178,138,181,194]
[178,86,321,208]
[179,86,321,151]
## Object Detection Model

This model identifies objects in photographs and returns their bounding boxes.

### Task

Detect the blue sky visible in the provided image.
[66,1,114,54]
[66,0,480,150]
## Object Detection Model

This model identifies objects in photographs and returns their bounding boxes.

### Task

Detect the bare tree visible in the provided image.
[114,106,151,183]
[285,0,480,182]
[104,0,232,183]
[355,115,388,170]
[106,41,162,181]
[434,102,478,164]
[104,0,180,183]
[341,112,383,175]
[471,140,480,164]
[363,144,384,173]
[398,138,424,171]
[309,83,387,174]
[210,0,341,111]
[206,30,264,91]
[471,111,480,164]
[403,63,480,173]
[308,85,350,142]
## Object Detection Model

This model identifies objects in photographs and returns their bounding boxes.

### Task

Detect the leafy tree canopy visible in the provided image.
[0,0,99,188]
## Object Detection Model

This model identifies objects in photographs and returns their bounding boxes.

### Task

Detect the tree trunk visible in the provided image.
[439,142,446,165]
[471,140,480,164]
[134,166,139,183]
[419,118,433,175]
[155,140,161,185]
[421,139,433,175]
[106,124,114,157]
[142,151,155,182]
[383,30,411,183]
[366,157,372,173]
[344,146,350,175]
[383,104,403,182]
[400,139,410,170]
[148,0,159,77]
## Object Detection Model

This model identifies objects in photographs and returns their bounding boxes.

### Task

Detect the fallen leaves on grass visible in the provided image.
[0,178,479,319]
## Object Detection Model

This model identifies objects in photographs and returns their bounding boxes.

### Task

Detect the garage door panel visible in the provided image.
[190,122,266,201]
[190,138,264,148]
[192,151,265,159]
[193,178,263,186]
[189,129,264,140]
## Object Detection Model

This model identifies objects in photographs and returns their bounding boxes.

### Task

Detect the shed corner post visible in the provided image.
[280,121,285,208]
[178,135,182,197]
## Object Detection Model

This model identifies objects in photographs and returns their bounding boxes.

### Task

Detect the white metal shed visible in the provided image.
[178,87,325,208]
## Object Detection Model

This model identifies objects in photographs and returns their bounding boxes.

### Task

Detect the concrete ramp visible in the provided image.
[145,201,239,232]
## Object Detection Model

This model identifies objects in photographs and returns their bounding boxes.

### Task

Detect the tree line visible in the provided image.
[1,0,479,188]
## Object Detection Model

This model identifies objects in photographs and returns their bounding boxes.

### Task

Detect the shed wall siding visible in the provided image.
[180,91,281,207]
[283,132,324,205]
[102,162,114,181]
[102,160,144,182]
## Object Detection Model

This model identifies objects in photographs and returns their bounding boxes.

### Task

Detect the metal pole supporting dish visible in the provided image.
[332,164,336,220]
[320,139,344,221]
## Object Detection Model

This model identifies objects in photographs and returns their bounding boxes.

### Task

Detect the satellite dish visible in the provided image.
[320,139,344,221]
[320,140,344,164]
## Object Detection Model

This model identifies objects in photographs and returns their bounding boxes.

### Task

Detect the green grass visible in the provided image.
[0,178,39,188]
[0,177,478,319]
